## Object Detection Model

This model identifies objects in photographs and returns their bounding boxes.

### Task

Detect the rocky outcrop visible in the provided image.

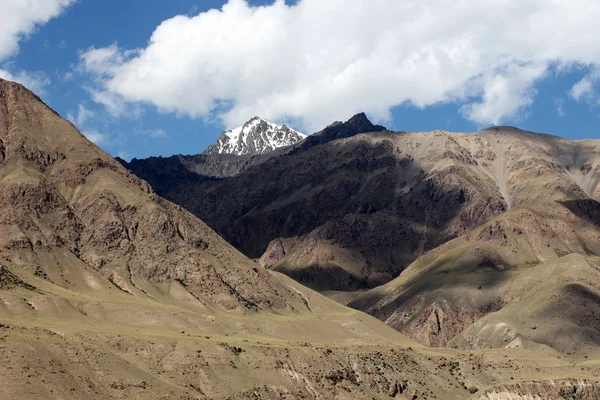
[477,379,600,400]
[257,236,300,268]
[297,112,387,150]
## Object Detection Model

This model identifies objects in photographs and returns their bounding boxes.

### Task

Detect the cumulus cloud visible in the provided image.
[461,63,547,125]
[78,44,137,77]
[83,82,142,118]
[0,0,75,60]
[79,0,600,130]
[0,0,74,94]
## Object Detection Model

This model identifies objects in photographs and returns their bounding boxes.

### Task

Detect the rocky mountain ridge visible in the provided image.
[161,121,600,293]
[157,115,600,358]
[119,116,306,194]
[349,199,600,352]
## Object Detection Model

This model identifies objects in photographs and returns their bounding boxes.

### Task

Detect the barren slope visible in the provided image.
[164,124,599,292]
[3,262,600,400]
[350,200,600,356]
[0,78,312,313]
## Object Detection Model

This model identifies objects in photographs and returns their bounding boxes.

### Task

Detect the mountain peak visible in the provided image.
[300,112,387,150]
[347,112,371,125]
[248,115,268,122]
[0,77,61,120]
[204,116,306,156]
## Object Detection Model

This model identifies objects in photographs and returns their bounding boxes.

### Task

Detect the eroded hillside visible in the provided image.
[162,121,600,293]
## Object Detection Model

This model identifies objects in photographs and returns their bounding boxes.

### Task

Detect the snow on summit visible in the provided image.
[204,117,306,156]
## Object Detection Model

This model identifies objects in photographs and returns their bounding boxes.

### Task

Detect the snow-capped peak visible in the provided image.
[204,116,306,156]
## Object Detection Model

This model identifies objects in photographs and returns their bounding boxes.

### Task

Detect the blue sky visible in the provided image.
[1,0,599,160]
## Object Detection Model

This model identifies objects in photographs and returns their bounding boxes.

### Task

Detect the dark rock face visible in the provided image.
[119,113,383,197]
[164,136,409,259]
[157,127,495,291]
[117,154,213,193]
[279,264,366,292]
[297,112,387,150]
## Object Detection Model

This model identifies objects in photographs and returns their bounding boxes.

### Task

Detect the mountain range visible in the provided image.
[2,76,600,399]
[135,110,600,358]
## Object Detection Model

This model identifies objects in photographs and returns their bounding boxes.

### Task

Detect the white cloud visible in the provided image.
[461,63,547,126]
[568,68,600,109]
[67,104,95,127]
[83,131,107,145]
[78,0,600,130]
[78,44,138,77]
[570,75,597,101]
[86,86,140,118]
[0,68,51,95]
[0,0,75,60]
[554,97,565,117]
[0,0,74,97]
[88,87,126,117]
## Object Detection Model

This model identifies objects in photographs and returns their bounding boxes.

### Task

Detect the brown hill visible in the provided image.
[0,78,310,312]
[161,123,599,292]
[349,200,600,355]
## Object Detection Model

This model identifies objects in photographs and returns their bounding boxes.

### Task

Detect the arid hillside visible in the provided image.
[0,78,311,313]
[161,119,600,292]
[349,200,600,355]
